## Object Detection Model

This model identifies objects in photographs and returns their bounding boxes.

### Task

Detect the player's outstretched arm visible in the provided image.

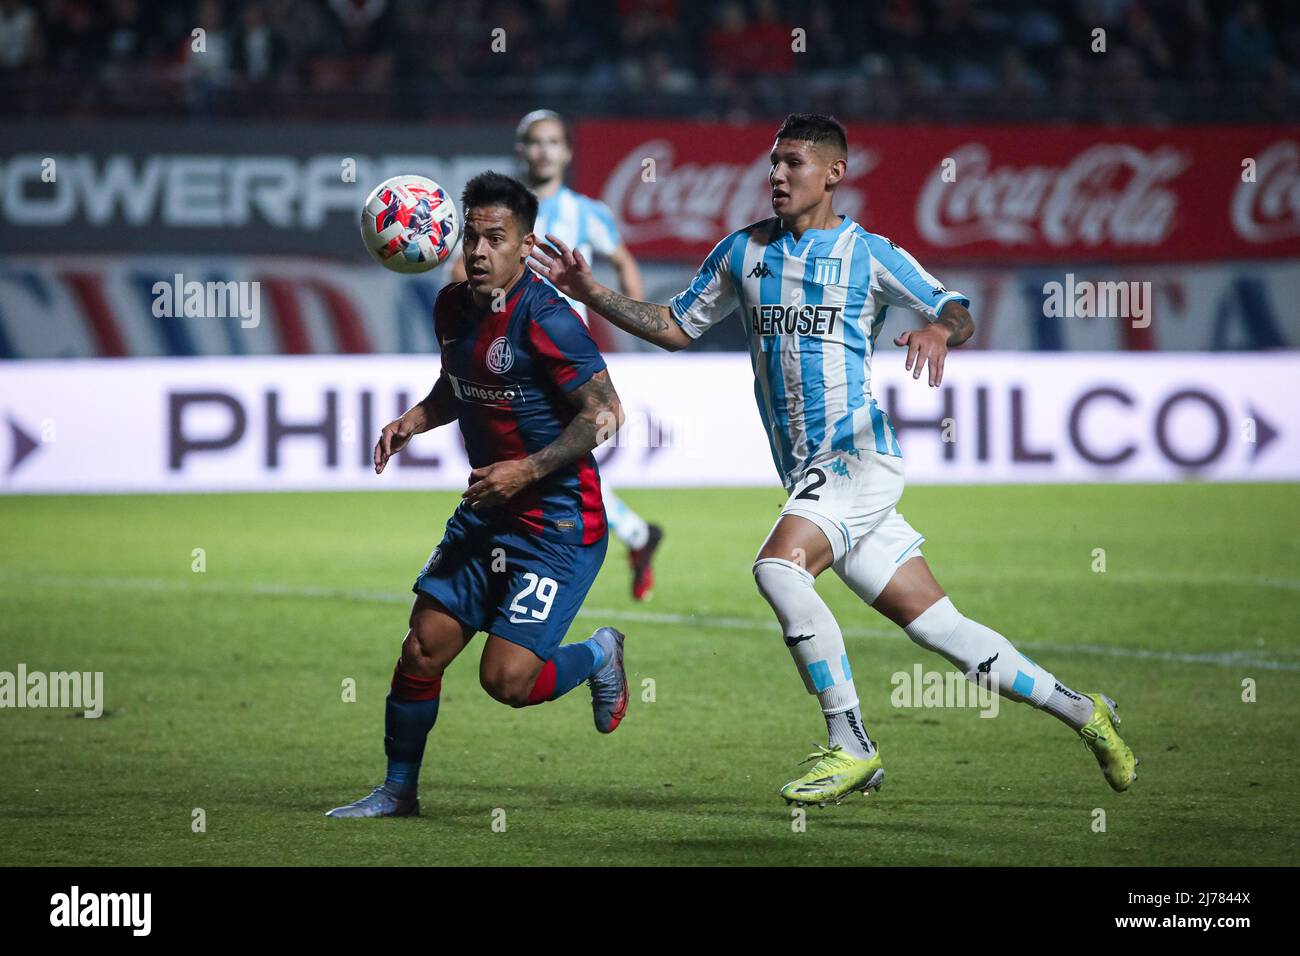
[374,374,457,474]
[893,300,975,388]
[528,235,691,352]
[464,370,624,508]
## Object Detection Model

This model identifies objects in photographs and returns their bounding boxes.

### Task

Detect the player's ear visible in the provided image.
[826,156,846,189]
[521,231,536,260]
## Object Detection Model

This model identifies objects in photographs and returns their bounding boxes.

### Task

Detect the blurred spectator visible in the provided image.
[0,0,39,70]
[706,2,749,79]
[0,0,1294,122]
[745,0,794,75]
[1221,1,1277,80]
[232,2,278,83]
[183,0,235,104]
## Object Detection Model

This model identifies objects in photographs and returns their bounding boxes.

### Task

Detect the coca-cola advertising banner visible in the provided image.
[573,122,1300,264]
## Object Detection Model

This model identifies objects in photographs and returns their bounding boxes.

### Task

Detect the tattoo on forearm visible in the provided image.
[529,371,621,478]
[937,302,975,345]
[591,289,671,339]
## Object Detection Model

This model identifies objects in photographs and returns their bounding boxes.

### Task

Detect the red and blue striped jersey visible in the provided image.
[435,271,608,545]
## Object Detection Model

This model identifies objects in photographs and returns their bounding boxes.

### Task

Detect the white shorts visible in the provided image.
[775,450,925,603]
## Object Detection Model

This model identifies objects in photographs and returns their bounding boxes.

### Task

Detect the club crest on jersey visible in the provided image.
[486,336,514,374]
[812,257,842,285]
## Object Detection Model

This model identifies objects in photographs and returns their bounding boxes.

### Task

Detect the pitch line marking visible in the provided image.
[3,571,1297,673]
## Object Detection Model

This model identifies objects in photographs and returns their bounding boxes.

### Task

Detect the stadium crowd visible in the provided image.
[1,0,1297,121]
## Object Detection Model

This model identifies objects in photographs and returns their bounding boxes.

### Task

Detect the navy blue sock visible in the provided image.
[383,667,442,797]
[525,641,599,704]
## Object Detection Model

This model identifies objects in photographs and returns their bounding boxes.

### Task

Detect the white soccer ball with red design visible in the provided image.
[360,175,461,274]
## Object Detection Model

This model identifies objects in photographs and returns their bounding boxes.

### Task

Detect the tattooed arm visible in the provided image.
[463,370,624,508]
[587,288,692,352]
[893,300,976,388]
[934,299,975,346]
[528,235,693,352]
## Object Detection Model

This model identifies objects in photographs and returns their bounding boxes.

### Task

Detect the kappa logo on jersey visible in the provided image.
[749,304,842,336]
[812,257,841,285]
[748,262,775,279]
[449,373,525,406]
[486,336,514,374]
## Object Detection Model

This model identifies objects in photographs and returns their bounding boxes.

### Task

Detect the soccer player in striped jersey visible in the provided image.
[327,173,629,819]
[455,109,664,601]
[530,113,1138,805]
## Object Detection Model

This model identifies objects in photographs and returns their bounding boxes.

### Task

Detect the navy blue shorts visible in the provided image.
[412,503,608,658]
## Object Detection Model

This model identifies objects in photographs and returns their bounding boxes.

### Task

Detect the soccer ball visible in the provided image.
[360,175,461,274]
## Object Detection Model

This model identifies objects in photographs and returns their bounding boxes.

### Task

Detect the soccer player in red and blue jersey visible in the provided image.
[327,172,629,819]
[455,110,665,601]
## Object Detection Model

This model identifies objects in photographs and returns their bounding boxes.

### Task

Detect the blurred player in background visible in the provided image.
[530,114,1138,808]
[455,109,664,601]
[329,172,630,818]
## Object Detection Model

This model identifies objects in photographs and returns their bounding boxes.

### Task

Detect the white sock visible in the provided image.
[903,597,1093,730]
[753,558,875,758]
[825,704,876,759]
[603,489,649,550]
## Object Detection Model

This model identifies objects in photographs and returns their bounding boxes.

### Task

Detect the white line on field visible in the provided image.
[938,569,1300,593]
[3,571,1297,673]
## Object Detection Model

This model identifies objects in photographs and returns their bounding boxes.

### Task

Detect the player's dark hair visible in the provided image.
[462,171,539,234]
[774,113,848,156]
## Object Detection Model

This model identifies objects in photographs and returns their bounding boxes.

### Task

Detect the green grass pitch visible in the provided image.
[1,484,1297,866]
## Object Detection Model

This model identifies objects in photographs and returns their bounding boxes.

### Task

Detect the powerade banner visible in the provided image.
[1,354,1295,492]
[0,122,515,258]
[571,122,1300,264]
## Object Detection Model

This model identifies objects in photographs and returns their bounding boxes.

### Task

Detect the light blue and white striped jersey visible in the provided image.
[535,185,622,324]
[670,215,969,488]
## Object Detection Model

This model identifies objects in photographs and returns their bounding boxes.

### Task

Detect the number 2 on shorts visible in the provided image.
[795,467,827,501]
